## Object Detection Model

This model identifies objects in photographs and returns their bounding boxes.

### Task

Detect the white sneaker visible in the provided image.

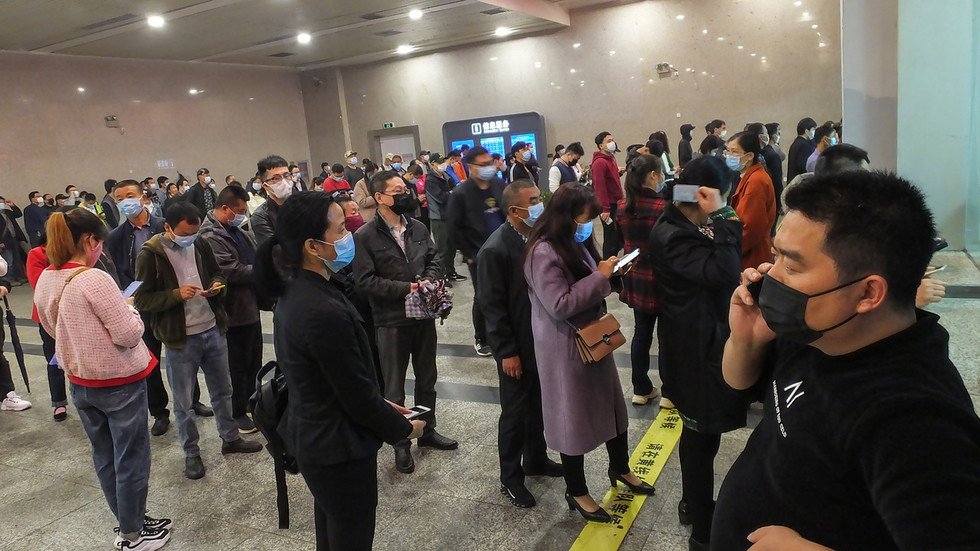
[631,388,661,405]
[116,527,170,551]
[1,391,31,412]
[659,397,676,410]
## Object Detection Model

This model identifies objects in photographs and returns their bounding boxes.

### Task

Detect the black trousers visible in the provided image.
[560,431,630,496]
[679,427,721,542]
[630,309,659,396]
[0,347,14,397]
[225,321,263,418]
[141,325,173,419]
[466,260,487,343]
[301,454,379,551]
[376,320,438,440]
[497,359,548,484]
[39,325,67,407]
[601,212,622,259]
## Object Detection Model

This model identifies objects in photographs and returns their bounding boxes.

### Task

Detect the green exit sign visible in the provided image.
[382,122,395,129]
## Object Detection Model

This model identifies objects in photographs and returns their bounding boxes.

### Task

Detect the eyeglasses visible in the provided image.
[262,173,295,185]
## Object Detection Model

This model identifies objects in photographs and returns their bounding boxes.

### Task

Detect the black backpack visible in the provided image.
[249,361,298,529]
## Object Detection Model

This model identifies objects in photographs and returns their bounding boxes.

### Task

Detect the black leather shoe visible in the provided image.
[221,438,263,455]
[678,500,692,525]
[450,273,467,281]
[417,430,458,450]
[192,402,214,417]
[564,493,611,523]
[608,469,655,495]
[500,482,536,508]
[394,445,415,473]
[524,458,564,478]
[184,456,206,480]
[150,417,170,437]
[688,535,709,551]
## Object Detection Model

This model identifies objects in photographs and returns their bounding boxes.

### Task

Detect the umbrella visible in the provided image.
[2,296,29,393]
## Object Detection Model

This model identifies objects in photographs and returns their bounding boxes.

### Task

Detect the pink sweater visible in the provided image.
[34,263,154,387]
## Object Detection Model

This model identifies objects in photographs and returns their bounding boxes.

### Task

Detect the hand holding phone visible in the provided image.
[924,265,946,277]
[122,280,142,299]
[403,405,431,420]
[614,249,641,273]
[200,282,226,297]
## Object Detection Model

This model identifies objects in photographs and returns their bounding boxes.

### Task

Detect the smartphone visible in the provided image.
[202,284,226,295]
[122,280,142,299]
[614,249,641,273]
[924,265,946,276]
[403,405,431,420]
[673,184,699,203]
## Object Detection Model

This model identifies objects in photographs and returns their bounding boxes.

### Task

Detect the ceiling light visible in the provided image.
[408,9,423,20]
[570,68,577,73]
[648,78,654,83]
[701,71,707,75]
[490,56,498,61]
[549,82,554,86]
[675,14,685,20]
[819,42,827,47]
[188,89,199,95]
[608,50,616,56]
[494,27,513,37]
[297,32,311,44]
[396,44,415,55]
[702,29,708,34]
[811,24,818,29]
[76,87,85,93]
[249,97,254,101]
[717,37,725,41]
[762,59,768,63]
[794,1,802,5]
[750,53,757,57]
[572,42,581,48]
[580,82,585,86]
[534,61,542,68]
[639,57,644,61]
[802,11,810,17]
[147,15,165,28]
[738,45,744,50]
[685,67,691,72]
[817,32,822,36]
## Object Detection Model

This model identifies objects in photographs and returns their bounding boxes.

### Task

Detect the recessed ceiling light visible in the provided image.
[802,11,810,17]
[297,32,311,44]
[549,82,554,86]
[494,27,513,37]
[794,1,802,5]
[77,87,85,93]
[811,24,818,29]
[534,61,542,68]
[648,78,654,83]
[702,29,708,34]
[701,71,707,75]
[639,57,644,61]
[817,32,822,36]
[750,53,757,57]
[490,56,498,61]
[572,42,581,48]
[396,44,415,55]
[188,89,199,95]
[686,67,691,72]
[249,97,254,101]
[738,45,744,50]
[717,36,724,41]
[608,50,616,56]
[408,9,423,20]
[147,15,165,28]
[819,42,827,47]
[762,59,768,63]
[580,82,585,86]
[675,14,685,20]
[570,68,577,73]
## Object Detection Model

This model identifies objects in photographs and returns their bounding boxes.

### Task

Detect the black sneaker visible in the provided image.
[150,417,170,436]
[115,527,170,551]
[500,482,536,508]
[184,456,205,480]
[221,438,263,455]
[474,341,492,356]
[450,273,468,281]
[192,402,213,417]
[235,415,258,434]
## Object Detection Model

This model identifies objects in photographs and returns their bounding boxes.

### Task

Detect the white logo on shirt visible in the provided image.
[783,381,805,408]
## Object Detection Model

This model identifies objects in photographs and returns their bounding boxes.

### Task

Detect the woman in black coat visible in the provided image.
[255,191,424,551]
[648,156,748,551]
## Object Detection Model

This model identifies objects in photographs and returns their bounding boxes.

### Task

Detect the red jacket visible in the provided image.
[322,178,351,194]
[26,246,49,323]
[590,151,622,213]
[729,163,776,270]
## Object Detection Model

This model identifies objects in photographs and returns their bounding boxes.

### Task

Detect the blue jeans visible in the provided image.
[630,309,660,396]
[165,327,238,457]
[71,380,150,535]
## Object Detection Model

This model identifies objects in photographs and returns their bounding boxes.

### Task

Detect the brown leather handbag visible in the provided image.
[568,313,626,364]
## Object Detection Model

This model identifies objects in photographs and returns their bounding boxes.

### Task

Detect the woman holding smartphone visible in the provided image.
[649,156,748,550]
[254,191,424,550]
[523,184,653,523]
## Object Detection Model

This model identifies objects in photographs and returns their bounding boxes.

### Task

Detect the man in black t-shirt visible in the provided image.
[715,170,980,551]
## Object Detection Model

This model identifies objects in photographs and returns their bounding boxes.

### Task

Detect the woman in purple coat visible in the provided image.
[523,184,654,523]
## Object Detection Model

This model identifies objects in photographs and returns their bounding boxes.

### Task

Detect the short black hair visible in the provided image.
[330,163,344,174]
[594,131,611,146]
[157,176,168,185]
[566,142,585,156]
[785,171,934,308]
[216,185,249,208]
[745,122,766,135]
[113,179,143,194]
[313,176,326,187]
[460,144,471,152]
[448,149,462,158]
[64,184,76,193]
[82,192,97,201]
[502,179,537,211]
[257,155,289,177]
[28,191,40,200]
[707,119,726,133]
[797,117,818,135]
[765,122,780,137]
[407,164,423,177]
[321,162,330,170]
[813,123,836,143]
[672,155,731,197]
[815,144,870,176]
[728,131,763,165]
[164,200,202,227]
[104,179,117,193]
[55,194,68,201]
[491,153,502,161]
[370,170,402,196]
[288,164,299,171]
[464,146,490,165]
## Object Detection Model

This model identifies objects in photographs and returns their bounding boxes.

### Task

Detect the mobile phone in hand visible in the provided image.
[403,405,431,420]
[122,280,142,299]
[924,265,946,277]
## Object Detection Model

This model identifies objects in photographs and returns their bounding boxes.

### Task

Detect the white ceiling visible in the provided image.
[0,0,616,68]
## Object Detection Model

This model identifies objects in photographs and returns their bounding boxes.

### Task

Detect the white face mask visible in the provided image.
[269,181,293,201]
[606,141,617,153]
[203,176,213,184]
[35,197,45,205]
[719,130,728,139]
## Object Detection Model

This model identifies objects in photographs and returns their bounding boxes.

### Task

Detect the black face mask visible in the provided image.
[387,192,418,215]
[750,274,868,344]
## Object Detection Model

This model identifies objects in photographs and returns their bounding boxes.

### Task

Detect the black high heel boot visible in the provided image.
[564,493,612,523]
[608,469,656,495]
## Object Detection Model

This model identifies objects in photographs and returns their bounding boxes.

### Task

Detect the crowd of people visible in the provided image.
[0,116,978,551]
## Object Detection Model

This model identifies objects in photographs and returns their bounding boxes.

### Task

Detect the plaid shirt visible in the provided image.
[616,189,667,313]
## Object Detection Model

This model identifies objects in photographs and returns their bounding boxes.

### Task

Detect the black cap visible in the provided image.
[196,167,209,176]
[510,141,528,154]
[448,149,462,158]
[429,152,445,164]
[420,150,431,156]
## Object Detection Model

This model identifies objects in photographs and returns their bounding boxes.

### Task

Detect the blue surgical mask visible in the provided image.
[521,202,544,227]
[231,213,247,227]
[252,182,262,191]
[391,162,402,171]
[117,198,144,219]
[169,232,198,248]
[477,164,497,181]
[573,221,593,243]
[829,137,838,146]
[521,151,532,161]
[317,232,355,272]
[724,154,745,172]
[655,179,667,193]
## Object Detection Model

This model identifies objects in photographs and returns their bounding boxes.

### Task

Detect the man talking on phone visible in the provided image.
[135,201,263,480]
[712,171,980,550]
[477,179,563,508]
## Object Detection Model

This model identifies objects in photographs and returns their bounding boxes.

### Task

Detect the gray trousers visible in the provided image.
[71,379,150,535]
[164,326,239,457]
[430,219,455,277]
[376,320,438,444]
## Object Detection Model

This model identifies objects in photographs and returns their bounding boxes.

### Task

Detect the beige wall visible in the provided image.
[302,0,842,165]
[0,51,311,202]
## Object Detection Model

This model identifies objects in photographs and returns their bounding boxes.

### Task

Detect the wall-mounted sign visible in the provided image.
[470,119,511,136]
[382,122,395,129]
[155,159,175,169]
[443,112,546,169]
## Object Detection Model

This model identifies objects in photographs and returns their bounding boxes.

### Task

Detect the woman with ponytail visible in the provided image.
[254,191,423,550]
[34,208,171,550]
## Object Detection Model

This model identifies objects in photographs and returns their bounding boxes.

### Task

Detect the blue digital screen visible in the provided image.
[480,136,506,157]
[451,139,475,151]
[509,133,537,155]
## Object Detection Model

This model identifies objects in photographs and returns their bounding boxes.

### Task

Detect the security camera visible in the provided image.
[312,77,323,87]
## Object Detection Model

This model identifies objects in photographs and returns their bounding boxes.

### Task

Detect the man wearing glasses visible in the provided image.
[250,155,296,246]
